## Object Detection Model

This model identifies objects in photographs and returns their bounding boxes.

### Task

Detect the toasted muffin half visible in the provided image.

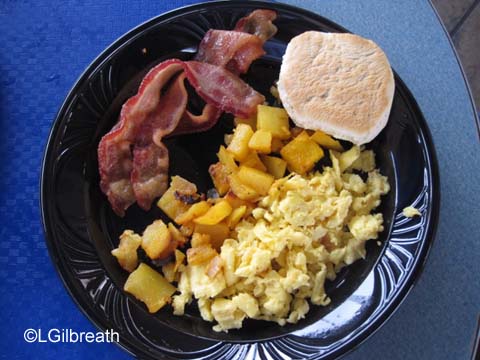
[278,31,395,145]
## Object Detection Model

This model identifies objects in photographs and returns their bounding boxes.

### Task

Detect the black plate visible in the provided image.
[41,1,440,359]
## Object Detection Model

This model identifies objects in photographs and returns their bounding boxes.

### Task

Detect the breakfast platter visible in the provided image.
[40,1,439,359]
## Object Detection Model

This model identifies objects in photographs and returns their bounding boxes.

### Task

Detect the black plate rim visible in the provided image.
[40,1,441,359]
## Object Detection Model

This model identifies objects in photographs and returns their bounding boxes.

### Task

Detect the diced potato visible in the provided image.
[226,205,247,228]
[157,177,194,221]
[161,248,186,283]
[194,200,232,225]
[223,191,253,209]
[248,129,272,153]
[234,116,256,131]
[194,222,230,250]
[240,151,267,172]
[270,138,284,153]
[191,232,211,247]
[161,262,176,283]
[141,220,172,260]
[170,175,197,195]
[280,131,324,174]
[168,223,187,247]
[124,263,176,313]
[111,230,142,272]
[174,249,186,271]
[217,145,238,173]
[310,130,344,152]
[224,134,233,146]
[175,201,211,225]
[157,186,190,222]
[187,245,218,265]
[227,123,254,161]
[257,104,290,139]
[209,162,231,195]
[180,223,194,237]
[236,166,275,196]
[261,155,287,179]
[228,173,260,201]
[339,145,361,172]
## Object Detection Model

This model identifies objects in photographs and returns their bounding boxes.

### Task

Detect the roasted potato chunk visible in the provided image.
[175,201,211,225]
[310,130,344,152]
[223,191,253,208]
[280,131,324,174]
[111,230,142,272]
[234,116,256,131]
[171,175,197,194]
[236,166,274,196]
[141,220,172,260]
[257,104,290,139]
[191,232,211,247]
[226,205,247,228]
[270,138,284,153]
[227,123,254,161]
[180,222,194,237]
[173,249,186,271]
[194,222,230,250]
[124,263,176,313]
[194,200,232,225]
[209,162,230,195]
[261,155,287,179]
[168,223,187,247]
[224,133,233,146]
[248,129,272,154]
[217,145,238,173]
[228,173,260,201]
[157,176,197,221]
[240,151,267,172]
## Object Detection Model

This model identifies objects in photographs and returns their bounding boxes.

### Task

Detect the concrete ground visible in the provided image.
[432,0,479,116]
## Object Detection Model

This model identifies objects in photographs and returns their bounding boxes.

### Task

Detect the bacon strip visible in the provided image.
[184,61,264,119]
[195,10,277,74]
[98,60,184,216]
[131,73,188,210]
[195,30,265,74]
[234,9,278,42]
[171,104,222,137]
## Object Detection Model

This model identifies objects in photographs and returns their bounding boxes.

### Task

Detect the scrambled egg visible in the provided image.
[172,149,390,331]
[403,206,421,218]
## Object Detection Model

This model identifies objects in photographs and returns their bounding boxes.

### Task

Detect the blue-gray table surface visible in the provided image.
[0,0,478,359]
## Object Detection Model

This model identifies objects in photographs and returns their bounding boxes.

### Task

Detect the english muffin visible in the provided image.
[278,31,395,145]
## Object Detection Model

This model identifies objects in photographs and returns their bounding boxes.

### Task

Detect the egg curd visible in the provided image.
[171,149,390,332]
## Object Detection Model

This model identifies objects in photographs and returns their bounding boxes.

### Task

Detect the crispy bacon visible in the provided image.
[131,73,188,210]
[98,60,184,215]
[184,61,264,119]
[195,30,265,74]
[195,10,277,74]
[98,10,278,216]
[171,104,222,136]
[234,9,278,42]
